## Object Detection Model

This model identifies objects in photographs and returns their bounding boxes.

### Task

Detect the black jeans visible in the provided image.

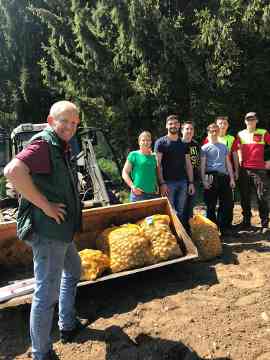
[204,172,233,230]
[239,168,269,227]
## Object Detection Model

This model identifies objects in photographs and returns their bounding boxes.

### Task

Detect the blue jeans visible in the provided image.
[130,192,160,202]
[26,233,81,360]
[166,180,188,224]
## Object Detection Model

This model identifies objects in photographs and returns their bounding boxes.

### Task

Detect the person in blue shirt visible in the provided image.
[154,115,195,228]
[201,123,235,236]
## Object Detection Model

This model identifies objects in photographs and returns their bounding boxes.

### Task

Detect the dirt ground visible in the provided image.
[1,205,270,360]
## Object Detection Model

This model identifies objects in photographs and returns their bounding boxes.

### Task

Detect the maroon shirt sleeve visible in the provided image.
[16,140,51,174]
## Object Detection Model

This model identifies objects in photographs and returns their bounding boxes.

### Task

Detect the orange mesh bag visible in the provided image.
[189,214,222,260]
[138,215,183,263]
[96,224,153,273]
[79,249,110,281]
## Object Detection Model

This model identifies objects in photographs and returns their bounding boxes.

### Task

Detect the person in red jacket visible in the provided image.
[235,112,270,233]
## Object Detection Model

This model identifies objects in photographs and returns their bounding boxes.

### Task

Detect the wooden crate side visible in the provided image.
[74,231,99,250]
[81,199,165,231]
[0,221,17,244]
[81,198,167,231]
[164,201,198,257]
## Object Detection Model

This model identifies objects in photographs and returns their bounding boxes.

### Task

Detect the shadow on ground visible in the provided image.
[76,258,219,321]
[75,325,231,360]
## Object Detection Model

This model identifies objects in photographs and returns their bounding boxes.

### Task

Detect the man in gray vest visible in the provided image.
[4,101,87,360]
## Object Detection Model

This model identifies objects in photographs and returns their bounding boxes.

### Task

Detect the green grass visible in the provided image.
[97,158,122,186]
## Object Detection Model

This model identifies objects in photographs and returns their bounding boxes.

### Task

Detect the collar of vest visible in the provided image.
[31,126,67,149]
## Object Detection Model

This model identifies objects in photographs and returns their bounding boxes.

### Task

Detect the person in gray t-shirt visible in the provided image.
[201,142,228,174]
[201,123,235,236]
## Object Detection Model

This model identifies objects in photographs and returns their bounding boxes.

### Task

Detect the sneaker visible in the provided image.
[60,318,89,344]
[32,349,59,360]
[256,227,269,235]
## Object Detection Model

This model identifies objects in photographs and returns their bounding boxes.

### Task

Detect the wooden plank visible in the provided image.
[78,254,198,286]
[0,220,17,244]
[0,293,32,309]
[0,278,35,303]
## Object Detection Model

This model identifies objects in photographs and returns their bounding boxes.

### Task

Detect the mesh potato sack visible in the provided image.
[96,224,153,273]
[79,249,110,281]
[138,215,183,263]
[189,214,222,260]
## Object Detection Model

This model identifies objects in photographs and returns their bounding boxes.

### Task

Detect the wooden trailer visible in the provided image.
[0,198,198,309]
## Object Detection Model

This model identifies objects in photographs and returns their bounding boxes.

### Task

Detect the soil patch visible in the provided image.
[1,205,270,360]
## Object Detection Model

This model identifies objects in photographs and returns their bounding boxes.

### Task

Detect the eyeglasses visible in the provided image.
[208,129,218,133]
[57,117,79,128]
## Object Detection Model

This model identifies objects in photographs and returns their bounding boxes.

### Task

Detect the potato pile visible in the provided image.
[79,249,110,281]
[140,220,183,263]
[189,214,222,260]
[96,214,183,273]
[96,224,153,273]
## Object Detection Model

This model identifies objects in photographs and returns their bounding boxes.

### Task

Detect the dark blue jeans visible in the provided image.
[166,180,188,224]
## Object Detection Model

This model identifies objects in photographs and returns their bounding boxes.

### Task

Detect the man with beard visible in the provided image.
[154,115,195,227]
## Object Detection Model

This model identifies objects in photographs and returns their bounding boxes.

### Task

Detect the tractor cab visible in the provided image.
[10,123,47,156]
[1,123,122,210]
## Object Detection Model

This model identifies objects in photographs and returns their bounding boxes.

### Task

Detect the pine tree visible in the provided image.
[0,0,56,126]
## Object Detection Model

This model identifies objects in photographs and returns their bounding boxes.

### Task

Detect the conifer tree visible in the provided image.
[0,0,55,125]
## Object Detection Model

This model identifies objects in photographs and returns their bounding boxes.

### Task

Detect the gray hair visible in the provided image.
[49,101,78,119]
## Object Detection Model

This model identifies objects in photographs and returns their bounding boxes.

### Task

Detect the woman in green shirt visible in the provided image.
[122,131,159,202]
